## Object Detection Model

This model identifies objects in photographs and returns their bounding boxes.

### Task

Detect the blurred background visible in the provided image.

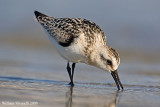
[0,0,160,107]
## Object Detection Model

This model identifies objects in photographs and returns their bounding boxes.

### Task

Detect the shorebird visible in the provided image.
[34,11,123,90]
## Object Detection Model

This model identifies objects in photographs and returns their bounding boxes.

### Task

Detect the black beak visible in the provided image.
[111,70,123,90]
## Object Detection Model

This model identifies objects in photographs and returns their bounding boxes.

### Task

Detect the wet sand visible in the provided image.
[0,45,160,107]
[0,72,160,107]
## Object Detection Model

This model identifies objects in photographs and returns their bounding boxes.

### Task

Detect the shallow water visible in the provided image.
[0,0,160,107]
[0,46,160,107]
[0,73,160,107]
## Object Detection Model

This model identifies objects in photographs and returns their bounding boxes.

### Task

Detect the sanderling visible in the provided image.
[34,11,123,90]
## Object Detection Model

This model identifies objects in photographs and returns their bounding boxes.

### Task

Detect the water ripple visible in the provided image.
[0,76,159,92]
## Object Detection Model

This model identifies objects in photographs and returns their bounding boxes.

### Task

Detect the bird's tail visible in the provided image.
[34,10,54,26]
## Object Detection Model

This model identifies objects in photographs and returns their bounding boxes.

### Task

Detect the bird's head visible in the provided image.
[91,46,123,90]
[100,46,120,72]
[91,46,120,71]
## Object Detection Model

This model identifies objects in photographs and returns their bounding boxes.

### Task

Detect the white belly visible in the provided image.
[47,34,86,63]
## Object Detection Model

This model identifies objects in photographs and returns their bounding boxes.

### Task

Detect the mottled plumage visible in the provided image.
[34,11,123,90]
[35,13,106,46]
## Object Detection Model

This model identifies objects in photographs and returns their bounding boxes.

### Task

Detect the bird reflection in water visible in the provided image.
[65,87,73,107]
[104,90,121,107]
[65,87,122,107]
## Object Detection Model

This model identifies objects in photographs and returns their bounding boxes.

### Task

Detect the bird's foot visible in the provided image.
[68,82,74,87]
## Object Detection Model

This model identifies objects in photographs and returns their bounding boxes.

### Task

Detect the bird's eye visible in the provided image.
[107,60,112,65]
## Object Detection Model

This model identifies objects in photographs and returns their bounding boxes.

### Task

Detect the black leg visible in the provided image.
[70,63,76,86]
[67,62,72,85]
[67,62,76,86]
